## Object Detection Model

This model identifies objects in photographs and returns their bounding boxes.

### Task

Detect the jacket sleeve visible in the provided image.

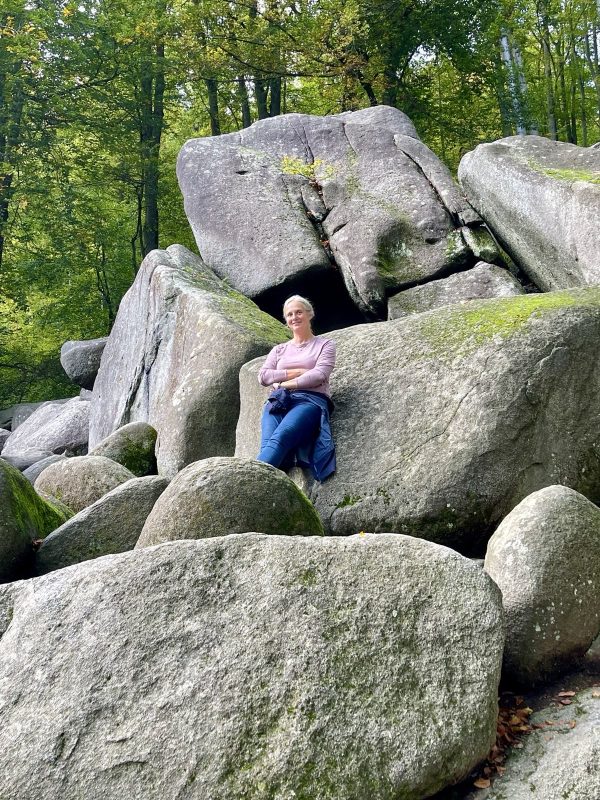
[258,344,288,386]
[295,339,336,389]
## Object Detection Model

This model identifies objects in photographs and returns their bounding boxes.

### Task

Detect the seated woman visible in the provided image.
[257,295,336,481]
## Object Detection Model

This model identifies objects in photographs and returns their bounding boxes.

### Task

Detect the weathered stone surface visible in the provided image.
[388,262,524,319]
[459,135,600,291]
[0,459,70,582]
[464,688,600,800]
[137,457,323,547]
[34,455,134,514]
[90,422,157,476]
[485,485,600,685]
[2,397,89,458]
[178,106,482,319]
[0,429,9,453]
[37,476,168,574]
[22,454,67,484]
[1,450,54,471]
[89,244,288,477]
[237,288,600,550]
[10,399,70,431]
[60,337,108,389]
[0,533,503,800]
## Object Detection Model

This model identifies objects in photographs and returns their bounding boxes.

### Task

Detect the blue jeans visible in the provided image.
[257,399,321,470]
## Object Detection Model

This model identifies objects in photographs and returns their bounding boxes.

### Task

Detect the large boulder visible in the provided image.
[465,688,600,800]
[237,288,600,551]
[2,397,89,458]
[34,455,135,514]
[89,421,157,476]
[9,399,70,431]
[0,459,70,582]
[178,106,486,320]
[137,457,323,547]
[36,476,168,575]
[89,244,289,477]
[60,337,108,389]
[459,135,600,290]
[1,450,54,471]
[0,534,504,800]
[484,485,600,685]
[388,262,524,319]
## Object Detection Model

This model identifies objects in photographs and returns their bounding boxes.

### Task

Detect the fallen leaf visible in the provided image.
[557,691,576,698]
[473,778,491,789]
[592,691,600,698]
[559,699,572,706]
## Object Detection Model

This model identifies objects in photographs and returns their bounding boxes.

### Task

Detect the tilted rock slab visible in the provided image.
[0,534,503,800]
[464,688,600,800]
[89,244,288,477]
[37,476,168,575]
[485,485,600,685]
[0,459,70,582]
[388,261,524,319]
[136,457,323,547]
[459,135,600,290]
[22,453,67,484]
[34,455,135,514]
[178,105,484,319]
[89,421,157,477]
[2,396,89,458]
[237,289,600,550]
[60,337,108,390]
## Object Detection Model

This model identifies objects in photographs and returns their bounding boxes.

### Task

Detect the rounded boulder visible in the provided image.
[89,422,157,477]
[136,457,323,547]
[485,485,600,685]
[35,456,135,514]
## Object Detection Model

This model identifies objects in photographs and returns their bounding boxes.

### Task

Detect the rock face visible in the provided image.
[459,135,600,291]
[0,534,504,800]
[137,457,323,547]
[485,485,600,685]
[2,397,89,458]
[0,429,10,453]
[467,688,600,800]
[89,244,288,477]
[178,106,485,320]
[60,337,108,389]
[237,288,600,550]
[1,450,54,471]
[0,459,70,582]
[36,476,168,575]
[89,422,157,477]
[34,455,135,514]
[388,262,524,319]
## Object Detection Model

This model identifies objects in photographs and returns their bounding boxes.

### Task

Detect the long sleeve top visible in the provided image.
[258,336,336,398]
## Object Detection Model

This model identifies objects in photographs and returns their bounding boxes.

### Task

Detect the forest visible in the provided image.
[2,0,600,407]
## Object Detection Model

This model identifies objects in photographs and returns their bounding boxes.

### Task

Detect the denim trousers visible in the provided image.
[257,398,321,469]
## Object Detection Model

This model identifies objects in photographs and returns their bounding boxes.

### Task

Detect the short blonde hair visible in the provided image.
[282,295,315,320]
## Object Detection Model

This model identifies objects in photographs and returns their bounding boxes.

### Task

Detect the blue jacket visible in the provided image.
[267,388,336,481]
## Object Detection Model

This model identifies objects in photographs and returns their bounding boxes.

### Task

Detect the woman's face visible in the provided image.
[285,301,312,336]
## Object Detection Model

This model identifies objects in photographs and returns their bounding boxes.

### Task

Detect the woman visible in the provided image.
[257,295,336,481]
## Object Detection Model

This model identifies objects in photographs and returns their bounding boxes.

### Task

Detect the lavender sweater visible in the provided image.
[258,336,336,398]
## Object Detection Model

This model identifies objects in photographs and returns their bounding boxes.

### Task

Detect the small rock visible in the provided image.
[37,476,168,574]
[136,457,323,547]
[34,456,135,514]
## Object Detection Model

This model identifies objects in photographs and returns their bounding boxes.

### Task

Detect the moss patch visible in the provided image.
[536,165,600,184]
[417,288,600,360]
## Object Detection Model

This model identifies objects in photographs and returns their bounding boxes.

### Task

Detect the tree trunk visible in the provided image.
[269,77,281,116]
[254,78,269,119]
[237,77,252,128]
[206,78,220,135]
[542,35,558,139]
[140,36,165,256]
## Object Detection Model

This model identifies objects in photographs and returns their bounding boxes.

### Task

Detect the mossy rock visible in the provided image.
[0,458,71,582]
[136,457,324,547]
[34,456,135,514]
[90,422,158,477]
